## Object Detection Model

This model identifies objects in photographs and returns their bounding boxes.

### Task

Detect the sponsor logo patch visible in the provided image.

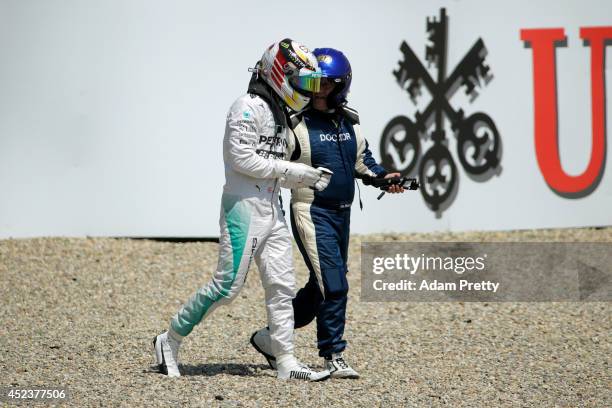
[317,55,332,64]
[320,133,351,142]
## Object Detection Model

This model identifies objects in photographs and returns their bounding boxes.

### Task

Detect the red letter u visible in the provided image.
[521,27,612,197]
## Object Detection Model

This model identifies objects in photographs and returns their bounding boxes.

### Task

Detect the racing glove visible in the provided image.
[275,161,322,188]
[313,167,333,191]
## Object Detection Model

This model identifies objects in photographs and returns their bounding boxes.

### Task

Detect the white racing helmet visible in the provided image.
[258,39,321,112]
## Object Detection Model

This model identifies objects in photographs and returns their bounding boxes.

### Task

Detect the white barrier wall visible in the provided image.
[0,0,610,238]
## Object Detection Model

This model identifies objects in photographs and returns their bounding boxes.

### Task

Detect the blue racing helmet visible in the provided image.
[313,48,352,107]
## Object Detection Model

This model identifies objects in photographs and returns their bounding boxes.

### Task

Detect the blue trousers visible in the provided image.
[290,202,351,358]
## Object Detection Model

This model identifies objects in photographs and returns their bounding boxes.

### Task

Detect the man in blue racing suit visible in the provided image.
[250,48,404,379]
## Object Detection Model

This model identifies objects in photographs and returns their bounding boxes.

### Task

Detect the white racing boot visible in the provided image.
[324,353,360,379]
[276,354,330,382]
[249,327,277,369]
[153,330,182,377]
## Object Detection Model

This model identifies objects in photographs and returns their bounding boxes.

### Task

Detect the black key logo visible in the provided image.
[380,8,502,216]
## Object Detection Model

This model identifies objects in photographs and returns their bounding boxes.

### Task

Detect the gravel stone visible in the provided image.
[1,228,610,407]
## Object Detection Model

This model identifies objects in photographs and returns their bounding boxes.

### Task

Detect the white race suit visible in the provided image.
[170,93,299,356]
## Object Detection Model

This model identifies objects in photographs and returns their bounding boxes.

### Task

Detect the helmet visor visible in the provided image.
[289,70,321,93]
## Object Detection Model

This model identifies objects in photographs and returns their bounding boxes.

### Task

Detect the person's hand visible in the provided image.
[384,173,405,193]
[277,162,322,187]
[314,167,333,191]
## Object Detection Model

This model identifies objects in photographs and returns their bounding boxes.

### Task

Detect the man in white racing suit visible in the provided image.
[153,39,332,381]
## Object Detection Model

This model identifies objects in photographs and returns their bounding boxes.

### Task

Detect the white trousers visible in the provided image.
[170,193,296,356]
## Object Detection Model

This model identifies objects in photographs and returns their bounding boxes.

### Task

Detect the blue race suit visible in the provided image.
[287,106,387,357]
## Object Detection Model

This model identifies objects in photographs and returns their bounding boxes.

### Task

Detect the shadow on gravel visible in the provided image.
[177,363,271,377]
